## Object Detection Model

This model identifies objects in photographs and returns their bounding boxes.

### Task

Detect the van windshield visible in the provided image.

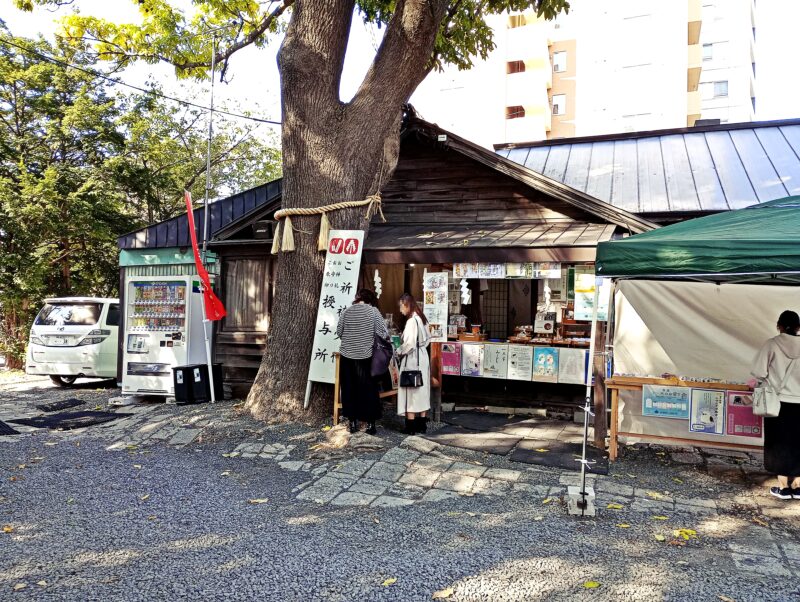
[35,303,101,326]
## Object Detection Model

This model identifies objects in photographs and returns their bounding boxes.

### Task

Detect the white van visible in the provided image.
[26,297,119,386]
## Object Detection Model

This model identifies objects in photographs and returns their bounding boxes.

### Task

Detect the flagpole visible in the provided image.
[201,35,218,403]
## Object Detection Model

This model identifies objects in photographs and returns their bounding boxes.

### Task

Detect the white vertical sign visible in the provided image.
[423,272,449,343]
[307,230,364,384]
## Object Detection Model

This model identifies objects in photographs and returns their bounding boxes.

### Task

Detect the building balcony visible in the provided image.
[687,90,701,126]
[687,44,702,92]
[687,0,702,45]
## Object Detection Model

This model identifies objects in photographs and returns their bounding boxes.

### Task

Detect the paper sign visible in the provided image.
[307,230,364,384]
[726,392,763,438]
[507,345,533,381]
[453,263,506,279]
[483,344,508,379]
[423,272,449,343]
[558,348,589,385]
[532,347,559,383]
[689,389,726,435]
[461,343,484,377]
[641,385,691,419]
[441,343,462,375]
[574,268,610,321]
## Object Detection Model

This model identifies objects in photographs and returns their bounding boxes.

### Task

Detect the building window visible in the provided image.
[508,14,526,28]
[507,60,525,74]
[552,51,567,73]
[552,94,566,116]
[506,105,526,119]
[702,43,713,60]
[713,81,728,97]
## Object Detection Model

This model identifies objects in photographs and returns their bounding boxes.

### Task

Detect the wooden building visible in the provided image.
[118,113,657,397]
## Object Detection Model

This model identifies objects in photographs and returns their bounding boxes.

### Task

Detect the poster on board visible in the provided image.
[689,389,726,435]
[641,385,691,419]
[532,262,562,279]
[461,343,484,377]
[558,348,589,385]
[453,263,506,279]
[441,343,462,376]
[483,344,509,379]
[532,347,559,383]
[507,344,533,381]
[423,272,449,342]
[726,392,763,438]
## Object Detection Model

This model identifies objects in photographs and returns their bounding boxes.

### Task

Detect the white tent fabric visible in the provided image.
[613,279,800,445]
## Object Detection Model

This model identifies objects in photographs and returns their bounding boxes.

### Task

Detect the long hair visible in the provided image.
[399,293,428,325]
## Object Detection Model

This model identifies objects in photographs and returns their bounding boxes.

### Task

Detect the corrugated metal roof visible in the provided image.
[496,121,800,214]
[364,222,616,250]
[117,180,282,249]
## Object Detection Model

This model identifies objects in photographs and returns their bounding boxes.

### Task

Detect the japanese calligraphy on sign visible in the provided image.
[307,230,364,384]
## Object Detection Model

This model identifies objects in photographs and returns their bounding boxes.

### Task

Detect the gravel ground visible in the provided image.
[0,376,798,601]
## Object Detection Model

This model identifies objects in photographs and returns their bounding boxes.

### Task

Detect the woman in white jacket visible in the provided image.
[397,293,431,435]
[751,310,800,500]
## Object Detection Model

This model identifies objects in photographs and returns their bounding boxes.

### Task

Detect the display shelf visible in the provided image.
[131,300,186,307]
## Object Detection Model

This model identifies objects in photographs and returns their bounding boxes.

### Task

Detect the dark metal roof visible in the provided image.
[495,121,800,214]
[117,180,282,249]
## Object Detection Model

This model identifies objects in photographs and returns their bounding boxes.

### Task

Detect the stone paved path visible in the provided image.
[1,374,799,600]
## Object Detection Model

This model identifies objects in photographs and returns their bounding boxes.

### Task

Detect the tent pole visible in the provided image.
[579,280,601,513]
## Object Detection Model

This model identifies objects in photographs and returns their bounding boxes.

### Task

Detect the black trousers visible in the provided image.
[764,402,800,476]
[340,356,381,422]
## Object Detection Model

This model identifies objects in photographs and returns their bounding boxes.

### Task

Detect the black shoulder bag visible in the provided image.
[399,316,424,388]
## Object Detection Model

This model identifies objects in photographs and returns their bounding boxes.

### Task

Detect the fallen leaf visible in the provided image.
[221,452,240,458]
[718,596,736,602]
[584,581,601,589]
[752,517,768,527]
[646,491,665,500]
[133,465,142,470]
[13,583,27,591]
[140,494,150,502]
[147,515,158,521]
[652,515,669,521]
[533,516,544,521]
[66,498,75,505]
[432,586,455,599]
[626,473,638,479]
[30,457,44,462]
[2,525,12,533]
[534,448,550,453]
[616,523,630,528]
[44,442,57,446]
[17,464,25,470]
[673,528,697,541]
[672,477,684,484]
[542,498,552,505]
[668,539,687,547]
[321,426,332,431]
[125,445,137,450]
[607,503,624,510]
[220,471,231,477]
[36,581,47,587]
[8,477,17,482]
[247,498,269,504]
[466,512,477,517]
[382,577,397,587]
[655,452,666,456]
[654,534,666,542]
[445,511,461,517]
[373,517,380,524]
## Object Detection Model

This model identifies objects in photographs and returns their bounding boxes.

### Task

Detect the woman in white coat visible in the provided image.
[397,293,431,434]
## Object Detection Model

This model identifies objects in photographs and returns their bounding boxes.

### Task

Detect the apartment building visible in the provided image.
[411,0,757,147]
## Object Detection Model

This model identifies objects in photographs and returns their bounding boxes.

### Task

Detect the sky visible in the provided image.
[1,0,799,148]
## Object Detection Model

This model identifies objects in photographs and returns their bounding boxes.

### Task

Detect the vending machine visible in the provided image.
[121,276,207,397]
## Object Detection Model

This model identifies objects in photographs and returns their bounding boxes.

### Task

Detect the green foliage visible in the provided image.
[13,0,569,78]
[0,26,281,365]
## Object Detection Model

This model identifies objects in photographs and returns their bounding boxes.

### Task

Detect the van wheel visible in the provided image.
[49,375,78,387]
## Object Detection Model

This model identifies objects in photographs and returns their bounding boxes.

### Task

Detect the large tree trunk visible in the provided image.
[246,0,447,423]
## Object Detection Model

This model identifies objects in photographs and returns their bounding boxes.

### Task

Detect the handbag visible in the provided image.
[400,316,424,388]
[753,357,796,417]
[371,333,393,377]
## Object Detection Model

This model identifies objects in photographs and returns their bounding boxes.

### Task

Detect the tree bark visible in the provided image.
[246,0,448,423]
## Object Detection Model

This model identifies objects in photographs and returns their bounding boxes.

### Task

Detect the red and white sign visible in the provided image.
[308,230,365,384]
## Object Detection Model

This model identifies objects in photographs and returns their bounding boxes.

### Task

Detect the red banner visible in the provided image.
[184,191,227,321]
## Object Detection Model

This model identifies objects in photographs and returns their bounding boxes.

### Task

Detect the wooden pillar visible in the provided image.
[430,342,443,422]
[592,321,607,448]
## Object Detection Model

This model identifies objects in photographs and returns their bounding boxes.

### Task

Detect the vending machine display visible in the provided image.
[122,277,207,396]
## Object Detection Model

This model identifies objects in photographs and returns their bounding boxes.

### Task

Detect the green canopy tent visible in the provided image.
[595,196,800,284]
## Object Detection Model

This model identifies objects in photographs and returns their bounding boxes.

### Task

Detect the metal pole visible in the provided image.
[201,35,217,402]
[202,34,217,257]
[579,279,601,513]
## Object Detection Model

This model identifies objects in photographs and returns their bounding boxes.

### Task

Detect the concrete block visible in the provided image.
[567,485,596,517]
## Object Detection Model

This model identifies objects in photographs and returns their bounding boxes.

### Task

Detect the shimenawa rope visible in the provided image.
[271,194,385,254]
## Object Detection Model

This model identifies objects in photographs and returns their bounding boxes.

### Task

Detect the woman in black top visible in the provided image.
[336,289,389,434]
